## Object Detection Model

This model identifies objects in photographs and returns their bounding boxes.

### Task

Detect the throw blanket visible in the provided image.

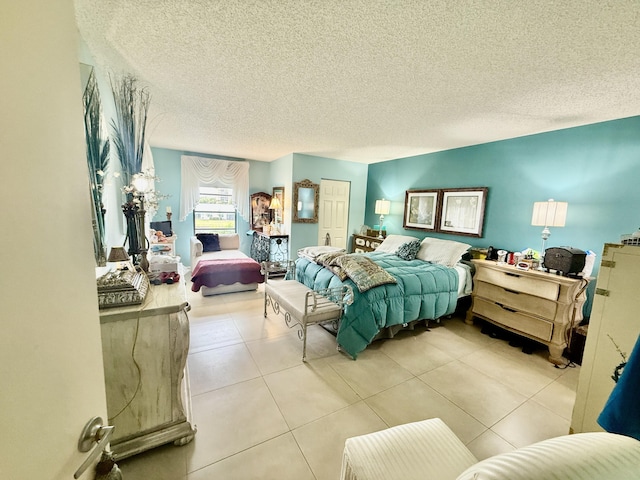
[191,258,264,292]
[598,334,640,440]
[315,252,397,292]
[296,252,459,359]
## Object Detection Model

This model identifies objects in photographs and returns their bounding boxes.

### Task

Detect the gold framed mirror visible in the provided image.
[293,179,319,223]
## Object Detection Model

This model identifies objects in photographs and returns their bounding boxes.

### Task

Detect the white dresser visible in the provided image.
[99,271,196,460]
[467,260,590,364]
[572,243,640,433]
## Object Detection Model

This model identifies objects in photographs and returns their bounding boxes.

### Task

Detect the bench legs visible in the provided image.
[262,279,352,362]
[264,291,311,361]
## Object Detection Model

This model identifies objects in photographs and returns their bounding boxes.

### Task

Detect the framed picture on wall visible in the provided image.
[403,189,440,230]
[439,187,488,237]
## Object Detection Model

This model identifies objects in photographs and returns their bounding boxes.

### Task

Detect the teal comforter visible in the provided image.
[295,252,459,359]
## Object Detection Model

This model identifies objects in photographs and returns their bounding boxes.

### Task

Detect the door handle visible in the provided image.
[74,416,115,479]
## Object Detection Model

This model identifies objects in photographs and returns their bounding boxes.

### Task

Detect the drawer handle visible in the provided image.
[504,288,520,294]
[505,272,521,278]
[496,302,517,313]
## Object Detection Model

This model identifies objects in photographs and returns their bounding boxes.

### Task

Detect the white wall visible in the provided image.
[0,1,108,478]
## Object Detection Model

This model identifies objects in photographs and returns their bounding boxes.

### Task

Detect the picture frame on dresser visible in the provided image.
[439,187,488,237]
[403,189,440,231]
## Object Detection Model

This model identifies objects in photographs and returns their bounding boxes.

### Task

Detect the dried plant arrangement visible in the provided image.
[109,74,150,187]
[83,68,110,266]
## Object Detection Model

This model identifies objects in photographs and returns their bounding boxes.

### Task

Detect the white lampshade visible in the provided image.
[531,199,568,227]
[269,197,282,210]
[375,199,391,215]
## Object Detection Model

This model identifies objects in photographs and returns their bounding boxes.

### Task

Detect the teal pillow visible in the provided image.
[396,240,421,260]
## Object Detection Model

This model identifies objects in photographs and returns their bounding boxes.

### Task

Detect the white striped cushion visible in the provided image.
[456,432,640,480]
[340,418,477,480]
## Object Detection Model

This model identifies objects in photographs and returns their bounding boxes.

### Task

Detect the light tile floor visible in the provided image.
[117,284,581,479]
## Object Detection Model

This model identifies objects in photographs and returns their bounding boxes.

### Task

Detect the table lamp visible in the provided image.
[108,246,133,271]
[269,196,282,234]
[531,199,567,269]
[375,199,391,239]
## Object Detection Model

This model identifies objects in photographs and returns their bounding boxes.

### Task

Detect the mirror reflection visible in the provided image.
[293,179,319,223]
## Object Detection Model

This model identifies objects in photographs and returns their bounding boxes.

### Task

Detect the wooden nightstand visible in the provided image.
[467,259,590,364]
[351,234,384,253]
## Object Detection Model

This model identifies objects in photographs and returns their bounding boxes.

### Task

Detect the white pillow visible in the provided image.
[416,237,470,267]
[375,234,421,253]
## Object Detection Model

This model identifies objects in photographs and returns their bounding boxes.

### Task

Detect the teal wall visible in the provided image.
[366,115,640,316]
[150,115,640,319]
[291,153,369,255]
[151,148,270,263]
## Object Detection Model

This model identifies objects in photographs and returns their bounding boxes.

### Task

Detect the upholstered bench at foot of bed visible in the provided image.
[261,261,353,361]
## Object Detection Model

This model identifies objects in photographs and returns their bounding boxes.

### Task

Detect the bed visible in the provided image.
[294,235,473,359]
[190,233,264,296]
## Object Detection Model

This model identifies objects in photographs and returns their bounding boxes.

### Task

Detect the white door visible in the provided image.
[318,179,351,249]
[1,3,109,479]
[572,245,640,434]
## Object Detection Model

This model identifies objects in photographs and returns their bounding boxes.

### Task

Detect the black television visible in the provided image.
[150,220,172,236]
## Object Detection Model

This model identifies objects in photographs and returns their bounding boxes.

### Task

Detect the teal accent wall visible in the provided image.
[366,115,640,317]
[151,148,269,264]
[291,153,369,255]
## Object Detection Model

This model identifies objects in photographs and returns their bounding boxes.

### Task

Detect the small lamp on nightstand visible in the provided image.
[531,199,568,269]
[269,196,282,234]
[108,246,134,271]
[375,199,391,239]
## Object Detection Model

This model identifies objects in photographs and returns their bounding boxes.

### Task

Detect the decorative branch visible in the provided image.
[83,69,110,266]
[109,74,150,188]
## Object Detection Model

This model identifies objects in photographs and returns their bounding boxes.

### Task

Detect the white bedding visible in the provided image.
[454,262,473,298]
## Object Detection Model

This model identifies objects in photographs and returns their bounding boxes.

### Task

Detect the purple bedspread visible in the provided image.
[191,258,264,292]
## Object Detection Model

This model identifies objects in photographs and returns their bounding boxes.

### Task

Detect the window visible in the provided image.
[194,186,236,234]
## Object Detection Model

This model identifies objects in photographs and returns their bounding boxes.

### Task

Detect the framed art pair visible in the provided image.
[403,187,488,237]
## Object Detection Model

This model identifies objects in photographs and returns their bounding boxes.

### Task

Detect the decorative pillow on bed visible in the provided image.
[315,251,349,281]
[336,254,397,292]
[375,234,421,253]
[396,240,421,260]
[298,245,346,261]
[416,237,471,267]
[196,233,221,252]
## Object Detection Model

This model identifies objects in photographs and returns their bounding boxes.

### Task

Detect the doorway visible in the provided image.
[317,179,350,249]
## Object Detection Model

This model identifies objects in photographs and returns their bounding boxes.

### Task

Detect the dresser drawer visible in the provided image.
[475,281,557,320]
[352,235,382,253]
[473,298,554,342]
[475,267,559,301]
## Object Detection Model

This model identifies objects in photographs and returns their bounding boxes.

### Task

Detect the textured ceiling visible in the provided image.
[74,0,640,163]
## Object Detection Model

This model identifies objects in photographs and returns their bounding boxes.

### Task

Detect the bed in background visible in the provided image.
[294,235,473,359]
[190,233,264,296]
